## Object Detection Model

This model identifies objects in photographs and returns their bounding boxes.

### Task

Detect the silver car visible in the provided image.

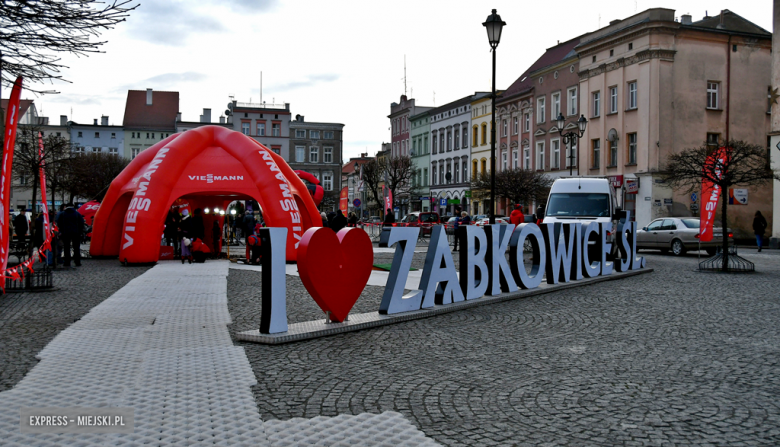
[636,217,733,256]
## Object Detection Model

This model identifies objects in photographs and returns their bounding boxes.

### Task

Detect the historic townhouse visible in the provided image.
[123,89,178,159]
[229,100,291,159]
[430,93,488,217]
[289,114,344,208]
[470,94,495,216]
[409,110,431,212]
[388,95,432,159]
[577,8,771,234]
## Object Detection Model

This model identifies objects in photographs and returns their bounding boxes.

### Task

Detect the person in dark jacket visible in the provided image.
[383,208,395,227]
[33,213,45,251]
[753,210,768,252]
[13,211,28,243]
[348,212,358,227]
[56,204,84,267]
[330,210,348,232]
[453,211,471,251]
[164,209,181,257]
[192,208,205,241]
[535,205,545,225]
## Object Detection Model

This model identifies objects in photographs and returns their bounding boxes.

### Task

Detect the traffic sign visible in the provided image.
[353,198,361,208]
[690,193,697,202]
[440,198,447,206]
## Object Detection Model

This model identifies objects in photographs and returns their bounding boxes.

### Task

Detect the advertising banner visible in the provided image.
[700,147,729,242]
[339,186,349,216]
[37,132,51,247]
[728,188,747,205]
[383,186,393,213]
[1,77,24,273]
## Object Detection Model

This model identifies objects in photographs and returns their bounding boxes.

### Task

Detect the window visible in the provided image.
[77,131,83,138]
[524,113,530,132]
[310,147,319,163]
[592,55,596,63]
[503,119,508,137]
[707,82,719,109]
[536,141,545,170]
[592,91,601,117]
[258,123,266,136]
[423,168,428,186]
[567,140,577,168]
[111,133,116,139]
[524,146,530,169]
[609,86,618,114]
[610,49,614,57]
[272,123,280,136]
[568,88,577,116]
[537,97,546,123]
[551,93,561,122]
[324,131,334,139]
[551,139,560,169]
[271,146,281,155]
[628,82,637,109]
[131,148,140,158]
[322,171,333,191]
[295,146,305,162]
[627,133,637,164]
[592,139,600,169]
[109,147,118,156]
[295,129,306,138]
[513,150,518,168]
[628,43,633,50]
[502,152,508,170]
[462,128,467,148]
[481,159,487,174]
[707,133,720,147]
[242,123,250,135]
[454,129,459,150]
[95,132,99,138]
[146,133,150,139]
[432,134,438,154]
[324,147,333,163]
[609,140,618,166]
[462,158,468,182]
[440,164,445,184]
[472,126,478,146]
[310,130,320,139]
[91,147,100,153]
[647,220,663,231]
[473,160,478,178]
[432,166,437,185]
[453,160,459,183]
[481,123,487,145]
[447,131,452,151]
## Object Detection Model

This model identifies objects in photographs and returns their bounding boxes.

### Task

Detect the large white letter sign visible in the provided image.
[484,224,518,295]
[258,227,288,334]
[630,221,646,270]
[419,225,465,307]
[615,212,632,273]
[600,222,614,276]
[580,222,601,278]
[379,227,424,314]
[458,225,489,300]
[570,223,584,281]
[542,223,576,284]
[509,223,546,289]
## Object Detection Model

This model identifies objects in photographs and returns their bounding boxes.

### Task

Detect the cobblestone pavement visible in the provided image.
[229,249,780,446]
[0,260,151,392]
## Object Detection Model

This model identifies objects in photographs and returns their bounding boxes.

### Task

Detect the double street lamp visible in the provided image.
[555,113,588,176]
[483,9,506,225]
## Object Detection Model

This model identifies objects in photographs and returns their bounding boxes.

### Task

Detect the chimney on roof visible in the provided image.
[146,88,153,106]
[176,112,181,122]
[60,115,67,126]
[681,14,692,25]
[101,116,108,126]
[93,119,98,125]
[717,10,725,28]
[219,116,225,124]
[199,108,211,123]
[610,19,621,25]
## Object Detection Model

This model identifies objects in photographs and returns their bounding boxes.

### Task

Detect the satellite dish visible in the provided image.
[227,102,234,110]
[225,109,232,116]
[607,128,619,142]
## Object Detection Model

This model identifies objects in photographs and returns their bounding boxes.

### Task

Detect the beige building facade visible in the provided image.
[577,8,772,236]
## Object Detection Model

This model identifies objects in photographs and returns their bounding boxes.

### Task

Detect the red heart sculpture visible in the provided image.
[297,227,373,322]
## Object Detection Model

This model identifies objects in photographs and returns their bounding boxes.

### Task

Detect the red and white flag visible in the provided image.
[699,147,729,242]
[1,77,24,273]
[38,132,51,248]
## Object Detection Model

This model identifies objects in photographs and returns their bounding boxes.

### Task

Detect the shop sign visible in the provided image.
[625,179,638,193]
[663,198,673,205]
[608,175,623,188]
[728,188,748,205]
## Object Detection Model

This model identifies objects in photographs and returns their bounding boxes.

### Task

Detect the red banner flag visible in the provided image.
[38,132,51,247]
[1,77,24,273]
[699,146,729,242]
[339,186,349,217]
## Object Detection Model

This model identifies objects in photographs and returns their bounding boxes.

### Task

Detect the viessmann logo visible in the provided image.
[188,174,244,184]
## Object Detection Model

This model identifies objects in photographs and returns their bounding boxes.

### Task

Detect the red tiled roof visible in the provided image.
[342,158,372,175]
[122,90,179,130]
[501,38,581,99]
[1,99,34,121]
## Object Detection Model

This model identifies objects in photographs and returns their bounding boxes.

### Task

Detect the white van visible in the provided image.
[542,178,620,256]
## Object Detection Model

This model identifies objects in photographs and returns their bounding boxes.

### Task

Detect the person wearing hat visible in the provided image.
[510,204,525,226]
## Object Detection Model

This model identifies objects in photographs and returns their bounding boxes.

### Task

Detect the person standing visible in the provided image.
[164,209,180,257]
[383,208,395,227]
[535,205,545,225]
[348,212,358,227]
[56,204,84,267]
[192,208,205,241]
[510,204,525,225]
[454,211,471,251]
[330,210,348,232]
[753,210,768,252]
[13,210,28,243]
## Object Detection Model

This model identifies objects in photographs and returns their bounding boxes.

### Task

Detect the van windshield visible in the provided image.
[546,193,611,217]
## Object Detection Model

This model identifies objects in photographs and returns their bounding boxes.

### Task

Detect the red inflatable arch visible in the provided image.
[90,125,322,263]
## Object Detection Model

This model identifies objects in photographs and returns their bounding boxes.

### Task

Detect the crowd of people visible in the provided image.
[8,204,87,268]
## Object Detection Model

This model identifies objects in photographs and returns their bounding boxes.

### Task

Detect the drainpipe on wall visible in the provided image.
[726,35,731,143]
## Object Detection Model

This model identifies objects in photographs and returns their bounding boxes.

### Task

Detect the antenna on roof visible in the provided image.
[598,13,601,28]
[433,91,435,106]
[260,71,263,105]
[404,55,407,96]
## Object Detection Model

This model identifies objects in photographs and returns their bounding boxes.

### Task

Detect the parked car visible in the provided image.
[370,216,381,224]
[402,211,441,235]
[474,217,510,226]
[636,217,733,256]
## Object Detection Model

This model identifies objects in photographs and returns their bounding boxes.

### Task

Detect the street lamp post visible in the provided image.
[555,113,588,176]
[483,9,506,225]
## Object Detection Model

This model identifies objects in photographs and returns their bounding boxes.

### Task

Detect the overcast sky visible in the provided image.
[10,0,773,162]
